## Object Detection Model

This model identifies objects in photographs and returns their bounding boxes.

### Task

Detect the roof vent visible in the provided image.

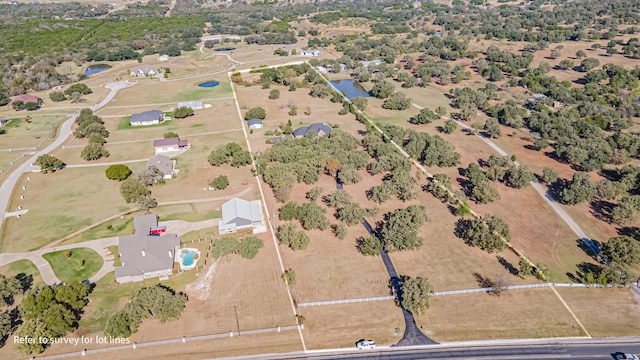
[141,249,146,256]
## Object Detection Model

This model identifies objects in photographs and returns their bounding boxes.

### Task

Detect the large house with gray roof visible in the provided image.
[130,64,158,77]
[130,110,163,126]
[292,123,332,138]
[218,198,266,234]
[114,214,180,284]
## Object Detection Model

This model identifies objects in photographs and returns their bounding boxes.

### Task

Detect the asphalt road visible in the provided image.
[0,81,134,232]
[243,339,640,360]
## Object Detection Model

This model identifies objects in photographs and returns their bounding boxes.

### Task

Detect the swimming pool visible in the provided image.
[179,248,201,270]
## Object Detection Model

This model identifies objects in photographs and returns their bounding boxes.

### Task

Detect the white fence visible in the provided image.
[297,282,623,307]
[34,325,301,360]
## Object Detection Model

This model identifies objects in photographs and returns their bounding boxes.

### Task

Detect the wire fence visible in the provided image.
[33,325,301,360]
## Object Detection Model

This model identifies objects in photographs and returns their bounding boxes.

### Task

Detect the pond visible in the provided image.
[214,47,236,51]
[329,79,370,99]
[197,81,220,88]
[84,64,111,77]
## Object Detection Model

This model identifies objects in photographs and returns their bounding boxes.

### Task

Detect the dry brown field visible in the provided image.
[554,287,640,337]
[419,288,585,341]
[301,301,404,349]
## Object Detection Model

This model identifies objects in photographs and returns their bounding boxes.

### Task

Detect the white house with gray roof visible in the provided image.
[130,110,163,126]
[130,64,158,77]
[114,214,180,284]
[147,155,176,180]
[218,198,266,234]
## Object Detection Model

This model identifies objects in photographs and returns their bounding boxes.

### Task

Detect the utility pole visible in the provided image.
[234,305,240,336]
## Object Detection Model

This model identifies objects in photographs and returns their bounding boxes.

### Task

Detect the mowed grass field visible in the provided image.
[420,288,585,341]
[43,247,103,283]
[0,116,67,150]
[1,168,129,252]
[106,77,232,107]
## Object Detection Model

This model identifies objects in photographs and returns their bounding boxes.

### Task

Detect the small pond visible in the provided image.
[84,64,111,77]
[198,81,220,88]
[329,79,370,99]
[214,47,236,51]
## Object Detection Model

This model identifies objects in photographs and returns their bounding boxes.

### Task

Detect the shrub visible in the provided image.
[209,175,229,190]
[245,106,267,120]
[105,164,132,181]
[174,107,194,118]
[49,91,67,102]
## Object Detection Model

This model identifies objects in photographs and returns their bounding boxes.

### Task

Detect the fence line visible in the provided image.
[34,325,301,360]
[297,282,630,307]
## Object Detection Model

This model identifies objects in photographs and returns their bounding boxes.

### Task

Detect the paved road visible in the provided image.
[0,81,135,232]
[232,338,640,360]
[361,219,437,347]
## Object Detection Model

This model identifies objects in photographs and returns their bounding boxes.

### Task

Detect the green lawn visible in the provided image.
[0,259,42,286]
[108,245,121,267]
[60,216,134,246]
[42,247,103,283]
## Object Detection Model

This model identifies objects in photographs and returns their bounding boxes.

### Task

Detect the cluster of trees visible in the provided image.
[279,201,329,231]
[409,108,440,125]
[35,154,65,174]
[368,170,416,203]
[455,215,512,253]
[208,142,252,168]
[105,285,187,338]
[119,175,157,212]
[462,163,501,204]
[173,106,194,119]
[277,222,310,251]
[50,84,92,103]
[359,205,428,255]
[74,109,110,161]
[258,129,370,202]
[15,282,91,355]
[211,236,264,259]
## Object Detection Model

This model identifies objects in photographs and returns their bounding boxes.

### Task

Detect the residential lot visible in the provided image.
[419,288,585,341]
[1,168,129,252]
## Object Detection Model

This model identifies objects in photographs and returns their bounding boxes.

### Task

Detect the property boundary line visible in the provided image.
[297,283,632,307]
[33,325,301,360]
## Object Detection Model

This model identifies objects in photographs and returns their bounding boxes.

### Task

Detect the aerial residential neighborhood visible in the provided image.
[0,0,639,359]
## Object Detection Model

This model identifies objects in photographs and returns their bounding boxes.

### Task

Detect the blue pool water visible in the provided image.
[84,64,111,77]
[214,47,236,51]
[329,79,370,99]
[181,250,196,266]
[198,81,220,88]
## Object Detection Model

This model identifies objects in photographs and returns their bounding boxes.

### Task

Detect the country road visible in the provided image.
[0,81,135,232]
